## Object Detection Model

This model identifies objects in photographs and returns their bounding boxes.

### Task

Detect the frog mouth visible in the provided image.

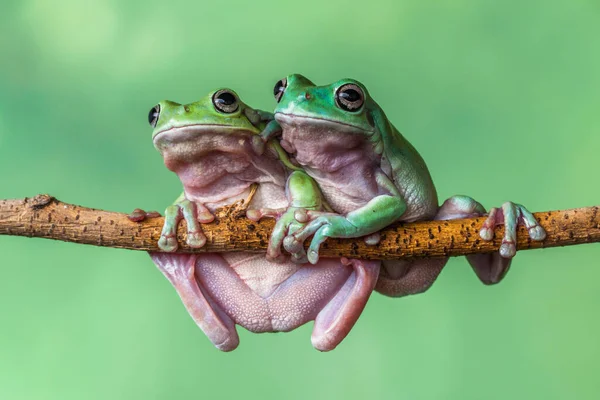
[274,112,371,133]
[153,124,255,145]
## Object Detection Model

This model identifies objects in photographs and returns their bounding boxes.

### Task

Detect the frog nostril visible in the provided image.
[148,105,160,128]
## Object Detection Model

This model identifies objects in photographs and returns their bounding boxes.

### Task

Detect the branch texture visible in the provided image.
[0,194,598,260]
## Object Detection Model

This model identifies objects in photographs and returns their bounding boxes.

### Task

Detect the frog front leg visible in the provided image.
[247,170,330,263]
[377,195,527,296]
[437,195,546,284]
[158,192,215,252]
[285,171,407,264]
[245,109,281,155]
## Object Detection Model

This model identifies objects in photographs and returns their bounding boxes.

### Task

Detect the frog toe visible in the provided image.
[197,211,215,224]
[363,232,381,246]
[246,207,283,221]
[158,235,179,252]
[245,209,262,221]
[479,202,545,258]
[290,252,308,264]
[128,208,149,222]
[479,207,500,241]
[186,231,207,248]
[283,235,304,254]
[517,205,546,241]
[251,135,266,155]
[293,208,309,223]
[307,250,320,265]
[479,227,494,241]
[529,225,546,241]
[499,241,517,258]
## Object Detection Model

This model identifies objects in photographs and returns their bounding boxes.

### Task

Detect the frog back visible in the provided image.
[374,109,439,222]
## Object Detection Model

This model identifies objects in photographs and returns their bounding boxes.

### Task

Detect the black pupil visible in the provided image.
[274,81,284,96]
[217,92,236,105]
[340,89,361,102]
[148,106,159,124]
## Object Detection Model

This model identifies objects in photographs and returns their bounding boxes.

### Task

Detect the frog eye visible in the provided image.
[212,89,239,113]
[335,83,364,112]
[274,78,287,103]
[148,105,160,128]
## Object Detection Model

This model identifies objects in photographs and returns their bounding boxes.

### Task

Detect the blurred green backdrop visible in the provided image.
[1,0,599,399]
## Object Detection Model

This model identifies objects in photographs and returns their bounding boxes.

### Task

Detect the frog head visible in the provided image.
[271,74,390,172]
[149,89,267,172]
[273,74,378,130]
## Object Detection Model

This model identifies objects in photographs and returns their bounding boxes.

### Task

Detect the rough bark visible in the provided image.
[0,194,598,260]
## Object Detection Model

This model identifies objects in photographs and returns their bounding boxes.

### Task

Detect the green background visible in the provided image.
[1,0,599,399]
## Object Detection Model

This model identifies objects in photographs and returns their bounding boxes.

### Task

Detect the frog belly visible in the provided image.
[196,253,353,332]
[150,252,380,351]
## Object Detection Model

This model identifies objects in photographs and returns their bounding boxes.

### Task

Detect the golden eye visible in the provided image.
[273,78,287,103]
[335,83,364,112]
[212,89,239,113]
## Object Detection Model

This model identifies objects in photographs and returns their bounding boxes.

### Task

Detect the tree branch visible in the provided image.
[0,194,598,260]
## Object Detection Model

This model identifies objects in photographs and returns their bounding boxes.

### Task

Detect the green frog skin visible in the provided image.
[147,89,379,351]
[257,74,546,295]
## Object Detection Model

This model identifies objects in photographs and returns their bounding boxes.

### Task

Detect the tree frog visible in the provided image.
[145,88,379,351]
[257,74,546,295]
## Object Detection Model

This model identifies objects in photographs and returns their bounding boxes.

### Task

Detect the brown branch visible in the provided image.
[0,194,598,260]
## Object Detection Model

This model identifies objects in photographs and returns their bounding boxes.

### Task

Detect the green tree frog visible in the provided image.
[257,74,546,295]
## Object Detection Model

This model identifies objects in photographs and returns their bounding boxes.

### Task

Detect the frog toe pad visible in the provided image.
[528,225,546,241]
[158,235,179,252]
[186,231,207,248]
[499,241,516,258]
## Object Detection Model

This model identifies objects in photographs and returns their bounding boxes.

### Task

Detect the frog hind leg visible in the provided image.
[375,258,448,297]
[435,195,545,285]
[149,252,239,351]
[430,195,507,284]
[375,196,488,297]
[311,259,379,352]
[375,195,495,297]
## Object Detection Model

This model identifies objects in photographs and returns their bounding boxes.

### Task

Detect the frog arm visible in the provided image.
[284,171,407,264]
[243,108,274,126]
[259,119,282,142]
[370,107,439,217]
[251,119,283,155]
[254,109,275,122]
[243,108,281,155]
[268,141,303,172]
[246,170,327,263]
